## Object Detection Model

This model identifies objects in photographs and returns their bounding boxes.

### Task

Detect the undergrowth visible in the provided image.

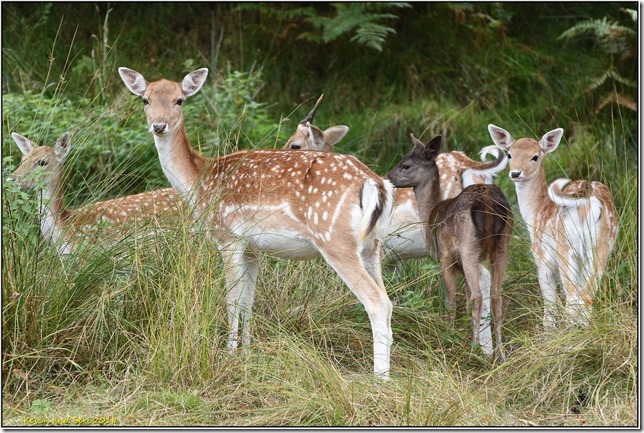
[1,2,637,427]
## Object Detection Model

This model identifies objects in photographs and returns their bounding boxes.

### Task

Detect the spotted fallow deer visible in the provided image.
[119,67,396,378]
[282,94,509,264]
[386,134,512,363]
[9,132,182,256]
[488,125,618,327]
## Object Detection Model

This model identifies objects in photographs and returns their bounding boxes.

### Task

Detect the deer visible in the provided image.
[282,96,509,353]
[282,94,509,265]
[119,66,396,379]
[9,132,182,257]
[487,124,619,328]
[385,134,513,363]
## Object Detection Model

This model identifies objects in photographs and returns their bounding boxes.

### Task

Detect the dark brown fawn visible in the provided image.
[386,134,513,362]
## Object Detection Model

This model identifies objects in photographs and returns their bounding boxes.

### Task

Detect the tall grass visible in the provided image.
[2,3,637,427]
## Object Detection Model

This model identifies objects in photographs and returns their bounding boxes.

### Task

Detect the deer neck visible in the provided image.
[153,126,205,205]
[39,172,66,245]
[412,167,441,224]
[411,166,441,258]
[514,166,550,229]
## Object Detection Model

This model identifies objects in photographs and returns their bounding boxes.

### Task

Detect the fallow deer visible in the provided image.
[9,132,182,256]
[386,134,512,363]
[487,124,618,327]
[282,94,509,264]
[119,67,396,378]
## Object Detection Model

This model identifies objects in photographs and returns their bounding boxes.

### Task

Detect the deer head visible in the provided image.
[283,94,349,151]
[488,124,563,183]
[11,132,71,190]
[385,134,442,188]
[119,67,209,138]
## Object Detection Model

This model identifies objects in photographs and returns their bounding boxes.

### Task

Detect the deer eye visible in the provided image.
[531,155,539,162]
[507,153,512,159]
[176,99,184,106]
[35,160,48,167]
[401,164,410,170]
[142,97,149,106]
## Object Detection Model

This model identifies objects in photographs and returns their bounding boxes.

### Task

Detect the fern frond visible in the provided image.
[306,2,409,50]
[559,17,635,59]
[350,23,397,52]
[586,68,637,93]
[595,92,637,114]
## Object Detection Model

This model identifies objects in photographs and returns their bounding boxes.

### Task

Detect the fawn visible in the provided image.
[386,134,512,362]
[488,124,618,327]
[9,131,181,256]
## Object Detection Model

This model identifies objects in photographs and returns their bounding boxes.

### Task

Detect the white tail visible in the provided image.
[10,132,182,256]
[488,124,618,327]
[119,67,396,378]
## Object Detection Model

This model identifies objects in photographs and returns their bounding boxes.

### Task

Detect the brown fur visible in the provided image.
[386,134,512,363]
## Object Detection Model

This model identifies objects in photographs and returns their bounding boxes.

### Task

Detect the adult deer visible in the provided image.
[487,125,618,327]
[119,67,396,378]
[9,132,181,256]
[282,95,509,264]
[386,134,512,362]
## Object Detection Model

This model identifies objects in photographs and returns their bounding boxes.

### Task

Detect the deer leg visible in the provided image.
[491,252,509,363]
[240,254,259,347]
[477,264,493,357]
[439,256,459,329]
[221,243,256,352]
[361,238,386,291]
[461,256,482,348]
[321,246,393,380]
[559,248,590,327]
[535,256,559,330]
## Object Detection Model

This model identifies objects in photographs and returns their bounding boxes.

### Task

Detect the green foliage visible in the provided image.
[240,2,410,52]
[304,3,410,51]
[1,2,638,427]
[559,8,637,115]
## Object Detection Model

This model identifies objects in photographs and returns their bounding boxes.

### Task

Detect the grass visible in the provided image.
[1,3,638,427]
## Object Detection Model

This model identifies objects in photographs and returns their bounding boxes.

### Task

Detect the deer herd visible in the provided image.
[8,67,619,380]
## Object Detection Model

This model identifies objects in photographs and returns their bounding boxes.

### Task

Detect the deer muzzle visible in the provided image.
[151,123,169,135]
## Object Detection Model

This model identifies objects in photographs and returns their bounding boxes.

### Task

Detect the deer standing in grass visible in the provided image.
[487,125,618,327]
[9,132,182,256]
[283,96,509,353]
[386,134,512,362]
[119,66,396,378]
[283,94,509,264]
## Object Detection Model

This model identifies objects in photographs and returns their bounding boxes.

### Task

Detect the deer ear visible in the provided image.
[488,124,514,150]
[539,128,564,154]
[54,132,72,162]
[410,133,425,150]
[182,68,208,97]
[11,133,35,155]
[119,67,148,96]
[424,135,442,160]
[324,125,349,147]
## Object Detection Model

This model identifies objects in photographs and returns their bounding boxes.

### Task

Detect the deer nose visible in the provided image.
[151,123,168,134]
[510,171,521,179]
